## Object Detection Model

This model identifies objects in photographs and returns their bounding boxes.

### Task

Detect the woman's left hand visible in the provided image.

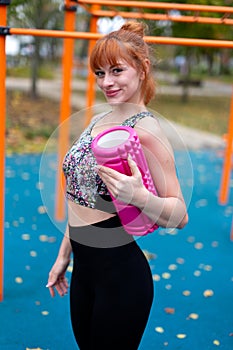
[97,155,146,205]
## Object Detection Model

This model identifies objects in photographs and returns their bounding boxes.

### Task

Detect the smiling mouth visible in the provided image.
[105,90,120,97]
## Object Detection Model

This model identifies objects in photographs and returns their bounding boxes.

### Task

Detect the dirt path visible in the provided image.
[6,76,228,150]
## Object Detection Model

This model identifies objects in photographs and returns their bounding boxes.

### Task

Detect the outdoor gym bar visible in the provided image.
[78,0,233,26]
[7,28,233,48]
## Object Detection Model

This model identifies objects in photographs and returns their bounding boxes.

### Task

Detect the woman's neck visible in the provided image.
[110,102,147,121]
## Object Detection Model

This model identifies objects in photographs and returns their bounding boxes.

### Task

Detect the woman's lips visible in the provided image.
[105,89,121,98]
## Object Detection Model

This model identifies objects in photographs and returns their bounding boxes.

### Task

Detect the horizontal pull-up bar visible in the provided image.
[88,9,233,26]
[7,28,233,49]
[9,28,100,40]
[145,36,233,49]
[79,0,233,14]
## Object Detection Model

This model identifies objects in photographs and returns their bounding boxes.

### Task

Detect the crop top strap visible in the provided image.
[89,111,113,133]
[121,111,154,128]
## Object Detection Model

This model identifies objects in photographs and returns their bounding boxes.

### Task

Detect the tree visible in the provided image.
[8,0,63,98]
[148,0,233,102]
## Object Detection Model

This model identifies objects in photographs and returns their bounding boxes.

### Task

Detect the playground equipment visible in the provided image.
[219,89,233,239]
[0,0,233,301]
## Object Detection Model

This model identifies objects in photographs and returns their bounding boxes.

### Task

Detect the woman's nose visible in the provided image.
[102,73,114,87]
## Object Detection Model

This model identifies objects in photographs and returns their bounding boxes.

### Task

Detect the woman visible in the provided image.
[46,21,188,349]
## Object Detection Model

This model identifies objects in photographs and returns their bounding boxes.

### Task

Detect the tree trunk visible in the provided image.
[206,52,214,75]
[179,50,192,103]
[30,36,41,99]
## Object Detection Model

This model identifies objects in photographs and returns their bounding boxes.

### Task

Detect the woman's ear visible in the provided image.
[140,58,150,80]
[144,58,150,74]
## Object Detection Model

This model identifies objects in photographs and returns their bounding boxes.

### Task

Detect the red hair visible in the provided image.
[89,21,155,105]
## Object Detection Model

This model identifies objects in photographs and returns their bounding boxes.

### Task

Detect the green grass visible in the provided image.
[150,94,230,136]
[88,90,231,137]
[7,65,55,79]
[6,81,231,154]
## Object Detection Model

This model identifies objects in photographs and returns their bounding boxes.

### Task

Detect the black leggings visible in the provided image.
[69,216,154,350]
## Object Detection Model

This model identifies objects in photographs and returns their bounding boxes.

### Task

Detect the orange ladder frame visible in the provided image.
[0,0,8,303]
[219,88,233,240]
[0,0,233,301]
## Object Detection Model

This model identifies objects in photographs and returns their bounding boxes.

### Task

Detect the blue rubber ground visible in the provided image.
[1,149,233,350]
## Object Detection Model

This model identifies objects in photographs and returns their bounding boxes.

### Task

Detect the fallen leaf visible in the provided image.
[176,257,185,264]
[194,242,204,250]
[165,284,172,290]
[194,270,201,277]
[15,277,23,284]
[204,265,212,271]
[187,313,199,320]
[164,307,175,314]
[155,326,165,333]
[143,250,156,261]
[39,235,48,242]
[176,334,187,339]
[162,272,171,279]
[213,339,220,346]
[21,234,30,240]
[183,290,191,296]
[152,274,160,282]
[38,206,47,214]
[41,310,49,316]
[203,289,214,297]
[30,251,37,257]
[168,264,177,271]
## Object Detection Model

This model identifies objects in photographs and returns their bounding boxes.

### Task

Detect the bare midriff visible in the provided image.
[68,199,116,227]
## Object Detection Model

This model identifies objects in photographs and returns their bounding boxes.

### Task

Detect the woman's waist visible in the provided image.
[67,191,116,217]
[68,199,117,227]
[69,215,135,251]
[69,228,139,266]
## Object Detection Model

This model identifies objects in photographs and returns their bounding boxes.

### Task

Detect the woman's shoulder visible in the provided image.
[91,111,110,123]
[122,110,154,127]
[135,111,161,136]
[91,113,102,123]
[135,112,173,152]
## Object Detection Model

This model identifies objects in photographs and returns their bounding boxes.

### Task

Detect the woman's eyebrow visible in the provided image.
[110,63,126,69]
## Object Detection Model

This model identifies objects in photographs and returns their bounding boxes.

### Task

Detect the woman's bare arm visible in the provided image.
[97,117,188,229]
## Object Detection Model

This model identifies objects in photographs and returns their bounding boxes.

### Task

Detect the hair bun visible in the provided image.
[120,21,146,38]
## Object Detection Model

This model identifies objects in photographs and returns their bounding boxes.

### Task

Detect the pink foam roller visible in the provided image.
[91,126,159,236]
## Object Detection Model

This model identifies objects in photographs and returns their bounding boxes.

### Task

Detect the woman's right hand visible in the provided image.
[46,257,70,298]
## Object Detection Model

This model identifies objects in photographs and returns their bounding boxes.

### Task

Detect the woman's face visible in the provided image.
[94,61,144,106]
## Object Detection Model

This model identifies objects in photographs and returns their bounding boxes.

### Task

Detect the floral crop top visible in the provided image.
[62,111,154,212]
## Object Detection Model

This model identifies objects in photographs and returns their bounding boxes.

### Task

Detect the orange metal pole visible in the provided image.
[55,1,77,221]
[85,4,99,126]
[78,0,233,14]
[9,28,233,49]
[0,0,9,302]
[10,28,101,39]
[86,10,233,26]
[219,89,233,205]
[144,36,233,49]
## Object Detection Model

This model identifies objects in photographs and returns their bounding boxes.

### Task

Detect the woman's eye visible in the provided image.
[112,68,123,74]
[95,71,105,77]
